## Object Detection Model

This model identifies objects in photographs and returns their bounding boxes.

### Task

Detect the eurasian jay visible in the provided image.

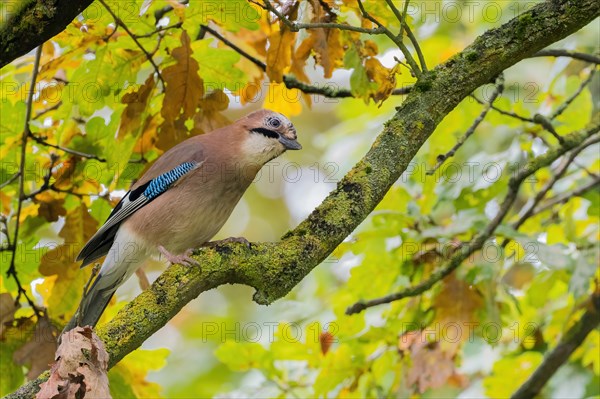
[64,109,301,331]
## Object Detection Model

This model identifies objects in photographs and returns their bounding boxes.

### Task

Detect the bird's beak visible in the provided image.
[279,136,302,150]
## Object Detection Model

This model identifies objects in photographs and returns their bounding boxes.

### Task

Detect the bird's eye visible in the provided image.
[267,117,281,129]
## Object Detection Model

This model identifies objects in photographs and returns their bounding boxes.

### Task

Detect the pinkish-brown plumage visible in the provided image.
[65,110,301,331]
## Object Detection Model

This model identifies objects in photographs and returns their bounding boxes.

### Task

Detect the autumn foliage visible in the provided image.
[1,0,599,398]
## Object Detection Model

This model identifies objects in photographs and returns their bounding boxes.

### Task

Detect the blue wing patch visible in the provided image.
[77,161,200,266]
[144,161,197,199]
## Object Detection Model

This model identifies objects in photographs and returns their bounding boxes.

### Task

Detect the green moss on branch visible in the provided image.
[0,0,94,68]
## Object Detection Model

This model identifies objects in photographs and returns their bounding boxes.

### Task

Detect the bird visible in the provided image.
[63,109,301,332]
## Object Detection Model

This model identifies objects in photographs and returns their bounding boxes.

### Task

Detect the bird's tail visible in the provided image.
[62,245,144,335]
[62,275,118,334]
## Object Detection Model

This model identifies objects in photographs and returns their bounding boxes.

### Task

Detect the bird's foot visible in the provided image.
[158,246,199,266]
[204,236,251,249]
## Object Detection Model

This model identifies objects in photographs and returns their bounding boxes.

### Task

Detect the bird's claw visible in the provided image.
[158,246,199,266]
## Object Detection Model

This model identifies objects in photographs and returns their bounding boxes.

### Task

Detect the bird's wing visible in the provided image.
[77,160,202,266]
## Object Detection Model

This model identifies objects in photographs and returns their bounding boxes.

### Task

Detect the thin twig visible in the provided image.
[533,113,565,143]
[22,154,59,200]
[511,291,600,399]
[428,75,504,174]
[532,176,600,216]
[33,101,62,120]
[551,68,596,120]
[0,172,20,189]
[512,135,600,230]
[573,160,599,179]
[198,24,266,71]
[470,94,535,122]
[346,122,600,315]
[29,132,108,162]
[98,0,166,91]
[7,46,44,317]
[133,22,182,39]
[385,0,428,72]
[356,0,422,77]
[29,132,145,164]
[403,25,427,72]
[154,0,189,24]
[295,21,385,34]
[532,49,600,64]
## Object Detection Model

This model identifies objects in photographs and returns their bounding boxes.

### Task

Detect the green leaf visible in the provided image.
[215,341,272,372]
[191,39,247,91]
[484,352,543,398]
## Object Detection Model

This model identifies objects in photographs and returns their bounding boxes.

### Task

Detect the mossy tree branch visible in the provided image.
[5,0,600,397]
[0,0,94,68]
[98,0,599,367]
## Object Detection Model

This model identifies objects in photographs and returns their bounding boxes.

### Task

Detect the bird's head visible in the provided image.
[239,110,302,164]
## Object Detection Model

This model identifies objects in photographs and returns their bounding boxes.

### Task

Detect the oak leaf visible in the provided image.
[161,31,204,121]
[399,330,467,394]
[303,0,345,78]
[37,326,110,399]
[266,26,296,83]
[266,3,298,83]
[118,75,156,140]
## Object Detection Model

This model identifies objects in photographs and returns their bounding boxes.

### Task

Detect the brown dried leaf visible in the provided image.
[319,331,334,355]
[13,317,58,379]
[133,114,161,155]
[399,330,467,394]
[191,90,231,135]
[161,31,204,121]
[35,192,67,223]
[433,275,483,347]
[302,0,345,78]
[37,326,110,399]
[0,292,18,337]
[156,117,189,152]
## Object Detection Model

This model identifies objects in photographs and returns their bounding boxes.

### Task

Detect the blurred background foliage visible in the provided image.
[0,0,598,398]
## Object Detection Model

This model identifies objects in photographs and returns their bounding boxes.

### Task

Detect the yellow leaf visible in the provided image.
[19,204,40,223]
[118,75,156,140]
[364,58,398,105]
[266,24,296,83]
[263,83,302,117]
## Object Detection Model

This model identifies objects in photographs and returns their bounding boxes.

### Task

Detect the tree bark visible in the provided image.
[5,0,600,397]
[0,0,94,68]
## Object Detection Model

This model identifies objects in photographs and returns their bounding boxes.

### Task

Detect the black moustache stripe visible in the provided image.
[251,128,279,139]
